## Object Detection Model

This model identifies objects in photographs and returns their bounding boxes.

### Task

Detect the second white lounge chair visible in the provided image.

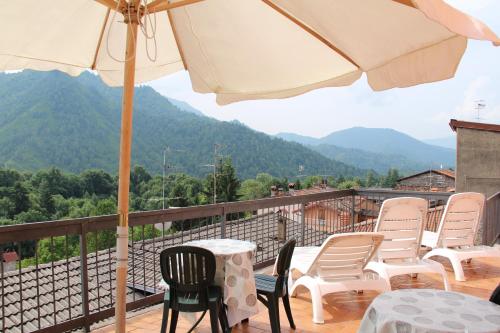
[422,192,500,281]
[288,232,389,324]
[365,197,451,291]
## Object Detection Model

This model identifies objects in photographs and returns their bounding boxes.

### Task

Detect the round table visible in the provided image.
[358,289,500,333]
[184,239,259,327]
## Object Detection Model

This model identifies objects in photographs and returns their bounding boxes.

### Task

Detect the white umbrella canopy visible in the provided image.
[1,0,499,331]
[2,0,499,104]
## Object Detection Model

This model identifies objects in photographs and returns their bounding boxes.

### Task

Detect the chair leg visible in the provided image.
[160,301,170,333]
[208,301,220,333]
[219,302,231,333]
[169,310,179,333]
[268,295,281,333]
[449,255,466,282]
[282,293,296,329]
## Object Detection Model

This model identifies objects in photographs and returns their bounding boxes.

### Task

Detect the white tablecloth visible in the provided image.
[358,289,500,333]
[184,239,259,327]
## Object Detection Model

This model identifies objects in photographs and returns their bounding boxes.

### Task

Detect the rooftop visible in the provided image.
[450,119,500,133]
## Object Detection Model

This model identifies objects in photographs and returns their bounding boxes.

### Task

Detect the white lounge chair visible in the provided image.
[422,192,500,281]
[365,197,451,291]
[288,232,389,324]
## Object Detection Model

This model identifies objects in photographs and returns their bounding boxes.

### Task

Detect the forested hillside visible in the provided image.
[0,71,366,179]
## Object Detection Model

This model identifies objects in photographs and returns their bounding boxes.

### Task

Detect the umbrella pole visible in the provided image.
[115,9,139,333]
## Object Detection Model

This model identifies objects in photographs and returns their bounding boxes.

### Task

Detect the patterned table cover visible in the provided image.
[184,239,259,327]
[358,289,500,333]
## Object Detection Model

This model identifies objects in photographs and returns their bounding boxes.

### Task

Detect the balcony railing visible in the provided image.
[0,189,454,333]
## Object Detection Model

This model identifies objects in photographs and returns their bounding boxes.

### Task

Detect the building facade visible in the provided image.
[450,119,500,197]
[396,169,455,192]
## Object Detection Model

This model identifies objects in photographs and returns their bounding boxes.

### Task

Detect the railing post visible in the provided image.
[351,192,356,232]
[220,206,226,239]
[300,203,305,246]
[80,221,91,332]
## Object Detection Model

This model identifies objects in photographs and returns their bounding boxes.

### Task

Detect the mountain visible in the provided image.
[308,144,429,174]
[167,98,205,117]
[321,127,455,168]
[276,127,456,173]
[275,132,321,146]
[0,70,366,179]
[423,136,456,149]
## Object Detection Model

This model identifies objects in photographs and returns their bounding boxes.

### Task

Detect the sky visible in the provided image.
[148,0,500,141]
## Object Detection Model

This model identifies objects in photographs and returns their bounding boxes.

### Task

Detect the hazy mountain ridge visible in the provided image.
[423,136,456,149]
[0,70,367,179]
[276,127,456,173]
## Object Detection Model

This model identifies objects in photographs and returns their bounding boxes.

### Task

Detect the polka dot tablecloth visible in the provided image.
[184,239,259,327]
[358,289,500,333]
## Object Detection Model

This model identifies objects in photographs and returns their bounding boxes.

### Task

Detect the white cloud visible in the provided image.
[454,76,500,122]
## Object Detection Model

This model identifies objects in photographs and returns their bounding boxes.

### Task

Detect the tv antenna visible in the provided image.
[474,100,486,122]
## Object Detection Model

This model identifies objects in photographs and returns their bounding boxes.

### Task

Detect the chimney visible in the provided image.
[271,185,278,197]
[278,187,284,196]
[2,251,19,273]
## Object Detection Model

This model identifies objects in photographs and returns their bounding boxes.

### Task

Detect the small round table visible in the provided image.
[358,289,500,333]
[184,239,259,327]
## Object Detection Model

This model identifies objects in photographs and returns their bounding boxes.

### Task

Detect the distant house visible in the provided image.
[283,185,380,233]
[450,119,500,197]
[395,169,455,192]
[2,251,18,272]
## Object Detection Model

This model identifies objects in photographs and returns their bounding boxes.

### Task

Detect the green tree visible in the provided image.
[365,171,377,187]
[0,168,22,187]
[12,182,31,215]
[205,158,240,203]
[0,197,15,219]
[337,179,360,190]
[39,179,56,216]
[130,165,152,195]
[383,168,400,188]
[239,179,264,200]
[81,169,115,196]
[303,175,323,188]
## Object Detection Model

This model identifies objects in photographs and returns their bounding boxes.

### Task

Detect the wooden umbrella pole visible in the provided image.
[115,2,139,332]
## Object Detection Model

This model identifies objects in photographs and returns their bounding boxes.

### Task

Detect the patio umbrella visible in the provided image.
[0,0,498,331]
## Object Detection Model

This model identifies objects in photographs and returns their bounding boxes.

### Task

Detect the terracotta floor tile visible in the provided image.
[92,257,500,333]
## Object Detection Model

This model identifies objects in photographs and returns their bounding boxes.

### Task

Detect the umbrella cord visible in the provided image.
[187,310,207,333]
[105,0,158,63]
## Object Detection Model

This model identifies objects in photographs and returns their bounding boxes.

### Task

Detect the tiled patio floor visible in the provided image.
[92,256,500,333]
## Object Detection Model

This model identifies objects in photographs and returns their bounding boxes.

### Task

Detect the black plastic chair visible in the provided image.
[160,246,230,333]
[254,239,296,333]
[490,283,500,305]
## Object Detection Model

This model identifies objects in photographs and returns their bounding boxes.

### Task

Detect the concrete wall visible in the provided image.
[456,127,500,197]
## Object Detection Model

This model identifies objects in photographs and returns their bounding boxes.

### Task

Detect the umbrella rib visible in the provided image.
[392,0,417,8]
[91,9,111,70]
[261,0,360,69]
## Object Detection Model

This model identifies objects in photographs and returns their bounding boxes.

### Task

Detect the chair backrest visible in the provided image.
[375,197,427,262]
[306,232,384,281]
[490,283,500,305]
[160,246,216,307]
[274,238,296,293]
[436,192,485,248]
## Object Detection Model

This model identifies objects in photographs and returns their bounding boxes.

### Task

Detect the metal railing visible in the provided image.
[484,191,500,246]
[0,189,453,333]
